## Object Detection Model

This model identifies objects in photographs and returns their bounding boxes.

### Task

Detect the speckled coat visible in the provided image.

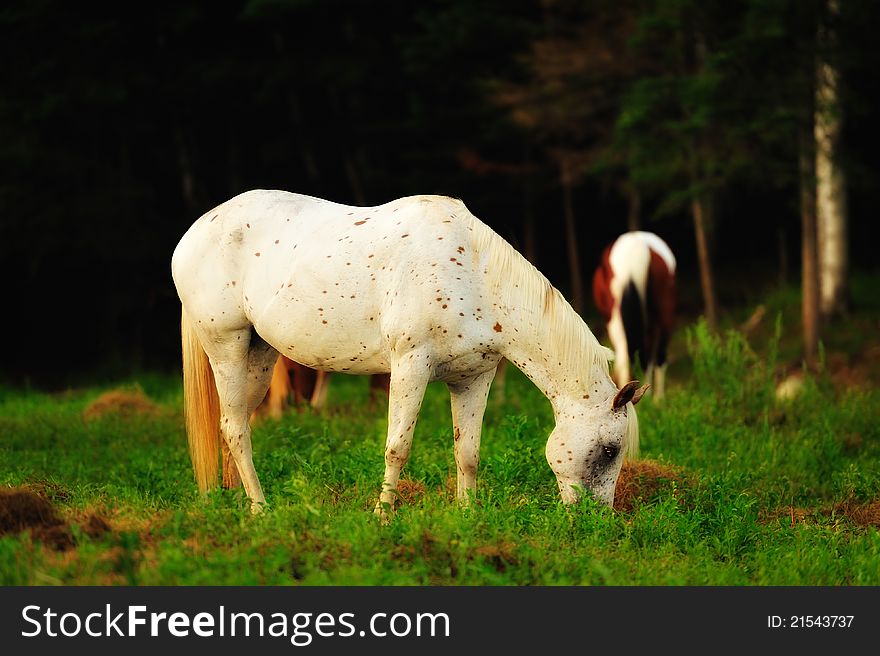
[172,190,645,517]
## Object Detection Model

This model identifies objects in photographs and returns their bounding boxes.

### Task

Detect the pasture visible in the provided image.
[2,297,879,586]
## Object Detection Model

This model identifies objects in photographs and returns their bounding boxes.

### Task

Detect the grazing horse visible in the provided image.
[592,231,676,398]
[172,190,646,517]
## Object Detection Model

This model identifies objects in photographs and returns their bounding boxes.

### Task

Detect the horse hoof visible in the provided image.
[250,501,265,515]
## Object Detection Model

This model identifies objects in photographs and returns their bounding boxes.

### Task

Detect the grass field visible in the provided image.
[2,307,879,585]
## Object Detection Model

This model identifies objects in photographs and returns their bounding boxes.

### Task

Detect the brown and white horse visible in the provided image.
[593,231,676,399]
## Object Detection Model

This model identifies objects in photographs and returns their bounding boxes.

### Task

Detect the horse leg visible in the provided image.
[310,370,330,410]
[221,440,241,489]
[224,346,280,488]
[491,358,508,405]
[643,362,655,396]
[265,355,290,419]
[606,309,630,387]
[653,363,667,399]
[210,331,276,513]
[448,369,495,505]
[289,362,311,407]
[368,373,391,409]
[374,355,432,521]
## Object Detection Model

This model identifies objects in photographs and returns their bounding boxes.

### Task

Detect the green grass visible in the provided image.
[1,317,879,585]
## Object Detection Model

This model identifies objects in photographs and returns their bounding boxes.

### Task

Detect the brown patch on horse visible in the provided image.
[592,245,615,323]
[646,248,676,354]
[493,322,503,332]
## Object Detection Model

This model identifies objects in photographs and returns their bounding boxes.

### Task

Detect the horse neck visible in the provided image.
[497,301,616,417]
[465,212,616,415]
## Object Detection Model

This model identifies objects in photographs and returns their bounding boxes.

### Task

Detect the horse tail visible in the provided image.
[181,307,220,492]
[620,280,648,371]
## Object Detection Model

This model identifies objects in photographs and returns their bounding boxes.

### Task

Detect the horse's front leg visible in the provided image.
[606,310,630,387]
[448,369,495,505]
[374,352,432,522]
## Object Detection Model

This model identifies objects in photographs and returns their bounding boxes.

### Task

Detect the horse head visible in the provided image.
[545,380,648,507]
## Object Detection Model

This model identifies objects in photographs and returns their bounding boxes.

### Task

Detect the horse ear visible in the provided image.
[611,381,649,412]
[631,383,650,406]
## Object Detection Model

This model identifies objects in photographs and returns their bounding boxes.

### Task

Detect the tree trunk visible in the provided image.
[691,194,718,332]
[800,123,820,370]
[815,0,847,320]
[685,27,719,332]
[624,179,641,232]
[560,164,584,314]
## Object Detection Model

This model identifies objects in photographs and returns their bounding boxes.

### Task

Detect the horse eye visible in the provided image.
[602,444,619,461]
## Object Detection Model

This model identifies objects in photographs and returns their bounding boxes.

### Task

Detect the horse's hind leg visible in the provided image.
[309,370,330,410]
[262,354,289,419]
[223,340,280,488]
[448,368,495,505]
[490,358,508,405]
[221,441,241,489]
[210,330,277,512]
[367,373,391,409]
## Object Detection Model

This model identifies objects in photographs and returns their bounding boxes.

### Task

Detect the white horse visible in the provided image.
[172,190,647,516]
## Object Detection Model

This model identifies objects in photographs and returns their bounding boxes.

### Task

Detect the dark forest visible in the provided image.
[2,0,878,385]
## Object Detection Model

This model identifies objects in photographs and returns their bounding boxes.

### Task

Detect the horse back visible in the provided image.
[174,191,503,376]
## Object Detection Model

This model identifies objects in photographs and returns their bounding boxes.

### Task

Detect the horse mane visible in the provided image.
[450,200,612,389]
[432,197,639,458]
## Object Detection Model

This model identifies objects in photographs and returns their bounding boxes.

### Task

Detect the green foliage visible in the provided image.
[686,317,776,415]
[1,325,879,585]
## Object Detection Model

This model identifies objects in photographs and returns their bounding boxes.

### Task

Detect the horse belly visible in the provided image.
[251,288,391,375]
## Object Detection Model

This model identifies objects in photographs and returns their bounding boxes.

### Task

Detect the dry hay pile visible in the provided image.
[82,386,163,422]
[0,487,75,550]
[614,459,686,512]
[395,479,428,505]
[0,487,111,551]
[763,498,880,529]
[832,499,880,528]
